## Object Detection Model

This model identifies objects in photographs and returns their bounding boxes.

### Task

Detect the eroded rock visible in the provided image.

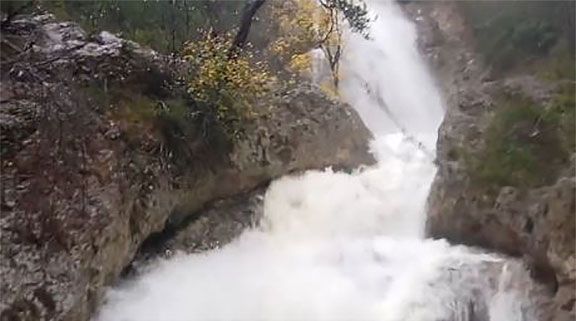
[0,15,374,321]
[402,2,575,320]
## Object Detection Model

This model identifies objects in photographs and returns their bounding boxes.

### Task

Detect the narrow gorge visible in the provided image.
[0,1,574,321]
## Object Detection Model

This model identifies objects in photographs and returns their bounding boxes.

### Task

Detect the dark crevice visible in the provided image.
[120,181,271,279]
[524,217,534,234]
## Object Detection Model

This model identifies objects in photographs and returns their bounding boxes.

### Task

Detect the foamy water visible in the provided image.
[95,1,543,320]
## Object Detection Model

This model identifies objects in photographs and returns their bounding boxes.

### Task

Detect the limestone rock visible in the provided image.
[0,15,374,321]
[402,2,575,320]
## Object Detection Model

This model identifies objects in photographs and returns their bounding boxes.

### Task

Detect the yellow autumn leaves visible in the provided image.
[183,32,270,104]
[269,0,343,91]
[183,31,272,139]
[179,0,349,141]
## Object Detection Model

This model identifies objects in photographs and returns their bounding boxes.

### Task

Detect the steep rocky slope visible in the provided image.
[0,15,374,321]
[403,2,575,320]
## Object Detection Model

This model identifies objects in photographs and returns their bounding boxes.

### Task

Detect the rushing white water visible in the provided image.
[96,1,544,321]
[339,0,444,138]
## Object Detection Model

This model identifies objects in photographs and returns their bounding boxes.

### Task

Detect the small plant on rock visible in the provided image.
[470,94,570,191]
[183,30,272,142]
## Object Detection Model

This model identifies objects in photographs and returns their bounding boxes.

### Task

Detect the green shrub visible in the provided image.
[459,1,570,73]
[183,31,272,142]
[550,84,576,153]
[83,84,192,151]
[535,46,576,81]
[469,94,570,190]
[38,0,246,53]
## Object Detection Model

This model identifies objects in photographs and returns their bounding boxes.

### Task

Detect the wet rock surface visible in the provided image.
[0,15,374,321]
[128,187,265,271]
[403,2,575,320]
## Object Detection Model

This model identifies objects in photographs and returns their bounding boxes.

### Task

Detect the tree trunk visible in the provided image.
[228,0,266,59]
[170,0,177,54]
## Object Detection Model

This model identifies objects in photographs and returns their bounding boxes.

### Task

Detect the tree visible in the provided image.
[269,0,369,92]
[33,0,243,53]
[319,0,370,89]
[229,0,266,58]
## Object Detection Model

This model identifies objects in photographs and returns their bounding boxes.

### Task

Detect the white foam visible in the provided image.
[94,1,539,320]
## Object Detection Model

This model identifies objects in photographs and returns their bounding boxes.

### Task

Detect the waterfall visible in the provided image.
[95,1,545,320]
[340,0,443,139]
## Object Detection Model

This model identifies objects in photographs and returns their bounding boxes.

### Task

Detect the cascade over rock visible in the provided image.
[402,2,575,320]
[94,1,555,321]
[0,15,373,321]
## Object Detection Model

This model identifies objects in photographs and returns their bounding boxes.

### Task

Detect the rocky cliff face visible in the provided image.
[403,2,575,320]
[0,15,374,321]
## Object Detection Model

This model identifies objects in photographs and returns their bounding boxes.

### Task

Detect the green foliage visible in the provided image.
[503,20,557,59]
[268,0,370,92]
[183,31,271,142]
[154,98,208,161]
[321,0,370,39]
[114,93,157,125]
[460,1,573,74]
[549,84,576,153]
[457,1,574,192]
[533,40,576,82]
[468,94,571,190]
[39,0,243,53]
[82,83,188,150]
[0,1,31,16]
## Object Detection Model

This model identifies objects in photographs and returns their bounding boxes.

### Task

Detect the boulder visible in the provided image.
[0,15,374,321]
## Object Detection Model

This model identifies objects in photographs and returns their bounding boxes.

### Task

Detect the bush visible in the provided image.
[183,31,272,142]
[39,0,244,53]
[459,1,569,73]
[469,94,570,190]
[550,84,576,153]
